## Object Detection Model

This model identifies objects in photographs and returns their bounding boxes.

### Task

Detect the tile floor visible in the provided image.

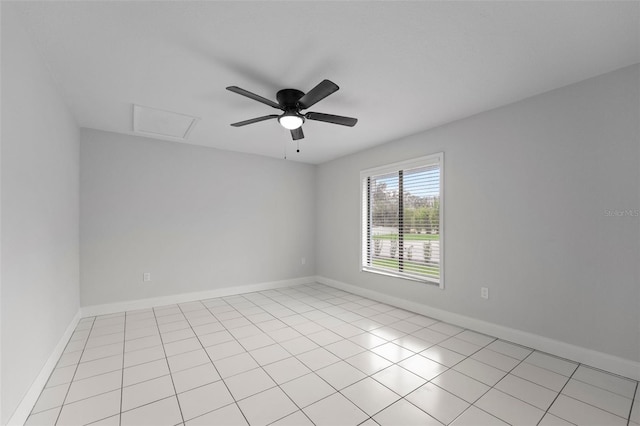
[26,283,639,426]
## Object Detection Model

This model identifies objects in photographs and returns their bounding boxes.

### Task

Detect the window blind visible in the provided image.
[361,153,443,286]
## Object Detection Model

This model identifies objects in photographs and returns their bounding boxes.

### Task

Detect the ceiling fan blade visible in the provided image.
[230,114,279,127]
[290,127,304,140]
[226,86,282,110]
[297,80,339,109]
[305,112,358,127]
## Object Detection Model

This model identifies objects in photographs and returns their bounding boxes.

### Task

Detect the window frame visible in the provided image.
[360,153,444,288]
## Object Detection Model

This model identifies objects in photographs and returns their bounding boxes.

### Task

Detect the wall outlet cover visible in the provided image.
[481,287,489,299]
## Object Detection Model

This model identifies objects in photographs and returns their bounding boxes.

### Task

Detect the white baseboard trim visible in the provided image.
[315,275,640,381]
[81,276,317,318]
[7,310,81,426]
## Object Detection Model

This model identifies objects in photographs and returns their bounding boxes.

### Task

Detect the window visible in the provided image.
[361,153,443,287]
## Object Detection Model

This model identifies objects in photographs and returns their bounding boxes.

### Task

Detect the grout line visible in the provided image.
[114,395,178,421]
[218,295,328,424]
[52,316,97,426]
[118,311,127,426]
[231,286,382,422]
[536,361,580,425]
[570,364,639,398]
[627,382,638,426]
[151,306,186,425]
[299,285,529,425]
[256,289,371,424]
[176,301,253,426]
[263,287,408,422]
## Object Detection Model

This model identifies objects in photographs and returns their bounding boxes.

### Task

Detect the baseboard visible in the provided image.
[81,276,317,317]
[315,275,640,381]
[6,310,81,426]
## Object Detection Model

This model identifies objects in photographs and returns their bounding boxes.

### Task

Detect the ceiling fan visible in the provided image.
[226,79,357,140]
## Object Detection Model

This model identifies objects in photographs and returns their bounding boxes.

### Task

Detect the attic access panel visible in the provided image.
[133,104,199,140]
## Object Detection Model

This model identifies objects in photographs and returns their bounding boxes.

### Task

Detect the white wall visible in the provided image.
[80,129,316,307]
[1,6,80,424]
[316,65,640,364]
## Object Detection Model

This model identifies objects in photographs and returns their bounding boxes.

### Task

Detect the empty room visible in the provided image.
[1,1,639,425]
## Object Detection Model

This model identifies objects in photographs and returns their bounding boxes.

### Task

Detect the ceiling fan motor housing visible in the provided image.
[276,89,305,110]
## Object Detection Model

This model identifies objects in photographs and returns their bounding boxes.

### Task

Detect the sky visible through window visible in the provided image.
[373,167,440,198]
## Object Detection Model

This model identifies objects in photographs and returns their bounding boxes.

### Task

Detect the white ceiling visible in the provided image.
[8,1,639,164]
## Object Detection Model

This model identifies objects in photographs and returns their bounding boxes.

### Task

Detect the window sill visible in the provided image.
[361,266,442,288]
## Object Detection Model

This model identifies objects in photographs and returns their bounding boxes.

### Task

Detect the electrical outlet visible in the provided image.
[481,287,489,299]
[301,257,306,265]
[143,272,151,282]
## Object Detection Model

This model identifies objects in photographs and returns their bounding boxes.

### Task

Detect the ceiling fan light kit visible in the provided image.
[226,79,357,143]
[278,111,304,130]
